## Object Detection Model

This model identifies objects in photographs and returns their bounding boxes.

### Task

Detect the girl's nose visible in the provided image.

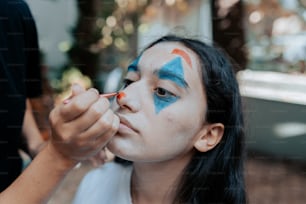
[116,91,139,112]
[117,92,126,101]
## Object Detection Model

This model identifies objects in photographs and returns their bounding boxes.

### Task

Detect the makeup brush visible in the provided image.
[63,92,118,104]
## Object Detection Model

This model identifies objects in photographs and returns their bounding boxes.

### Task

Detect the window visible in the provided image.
[244,0,306,73]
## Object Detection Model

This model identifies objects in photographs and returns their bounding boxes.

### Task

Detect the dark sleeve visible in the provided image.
[21,1,42,98]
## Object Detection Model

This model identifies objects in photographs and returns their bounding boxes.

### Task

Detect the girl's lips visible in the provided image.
[117,115,138,133]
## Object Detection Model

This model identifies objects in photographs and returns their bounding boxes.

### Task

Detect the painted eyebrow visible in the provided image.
[153,69,189,88]
[127,56,141,72]
[127,63,138,72]
[171,48,192,68]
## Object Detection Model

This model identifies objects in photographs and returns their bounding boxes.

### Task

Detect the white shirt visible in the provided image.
[73,162,133,204]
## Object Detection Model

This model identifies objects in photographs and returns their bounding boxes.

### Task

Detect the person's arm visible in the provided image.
[0,143,77,203]
[22,99,46,157]
[0,84,119,204]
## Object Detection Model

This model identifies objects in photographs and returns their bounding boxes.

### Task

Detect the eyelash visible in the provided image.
[122,78,177,99]
[154,87,176,98]
[122,78,134,89]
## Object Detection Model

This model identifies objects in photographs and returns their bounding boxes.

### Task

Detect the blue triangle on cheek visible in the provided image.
[154,95,179,114]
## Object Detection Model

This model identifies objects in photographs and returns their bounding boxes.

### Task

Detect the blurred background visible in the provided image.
[24,0,306,203]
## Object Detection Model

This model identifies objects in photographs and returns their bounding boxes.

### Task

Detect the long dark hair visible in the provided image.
[116,35,246,204]
[145,35,246,204]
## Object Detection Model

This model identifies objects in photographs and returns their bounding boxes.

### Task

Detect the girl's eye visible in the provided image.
[154,87,175,98]
[122,79,134,88]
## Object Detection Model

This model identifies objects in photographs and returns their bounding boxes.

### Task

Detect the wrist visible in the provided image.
[29,141,46,158]
[44,142,79,171]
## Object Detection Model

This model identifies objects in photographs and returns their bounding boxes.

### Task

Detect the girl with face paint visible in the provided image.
[73,35,246,204]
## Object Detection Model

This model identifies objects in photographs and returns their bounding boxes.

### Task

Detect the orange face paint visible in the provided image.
[117,92,126,100]
[171,48,192,68]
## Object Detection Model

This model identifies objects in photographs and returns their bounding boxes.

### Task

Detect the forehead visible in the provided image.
[134,42,203,90]
[138,42,199,72]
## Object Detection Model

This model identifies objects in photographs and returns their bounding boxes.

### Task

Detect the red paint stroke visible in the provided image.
[117,92,126,100]
[171,48,192,68]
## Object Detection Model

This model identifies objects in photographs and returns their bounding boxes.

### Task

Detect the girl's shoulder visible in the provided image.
[79,161,132,190]
[73,162,133,204]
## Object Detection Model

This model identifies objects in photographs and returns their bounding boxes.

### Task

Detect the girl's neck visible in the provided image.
[130,155,191,204]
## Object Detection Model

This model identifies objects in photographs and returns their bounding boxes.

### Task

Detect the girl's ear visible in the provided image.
[194,123,224,152]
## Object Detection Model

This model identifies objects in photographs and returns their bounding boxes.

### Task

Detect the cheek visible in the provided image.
[162,109,202,138]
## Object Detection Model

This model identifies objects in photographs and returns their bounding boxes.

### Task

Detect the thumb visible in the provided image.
[63,84,86,104]
[71,83,85,97]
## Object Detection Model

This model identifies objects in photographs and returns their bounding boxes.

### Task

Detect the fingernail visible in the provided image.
[90,88,99,96]
[63,98,71,104]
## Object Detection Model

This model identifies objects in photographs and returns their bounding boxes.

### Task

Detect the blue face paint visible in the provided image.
[156,57,188,88]
[153,92,179,114]
[127,55,141,72]
[153,57,187,114]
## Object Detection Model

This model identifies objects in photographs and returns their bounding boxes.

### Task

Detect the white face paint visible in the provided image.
[107,42,207,163]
